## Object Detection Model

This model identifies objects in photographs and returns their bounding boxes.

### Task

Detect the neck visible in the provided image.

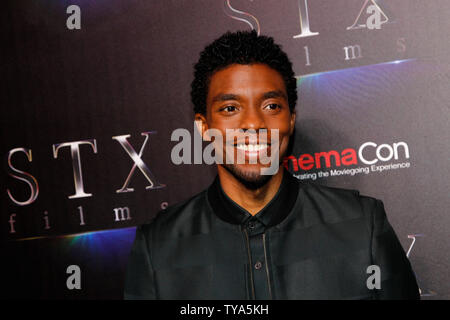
[217,166,285,215]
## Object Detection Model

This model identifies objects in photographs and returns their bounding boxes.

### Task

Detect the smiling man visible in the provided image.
[124,30,420,300]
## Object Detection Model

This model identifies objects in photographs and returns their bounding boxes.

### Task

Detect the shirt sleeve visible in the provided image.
[123,224,157,299]
[371,199,420,300]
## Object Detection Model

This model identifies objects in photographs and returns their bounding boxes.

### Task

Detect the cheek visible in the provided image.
[267,117,293,138]
[270,119,293,153]
[206,118,228,135]
[279,135,291,151]
[208,118,239,133]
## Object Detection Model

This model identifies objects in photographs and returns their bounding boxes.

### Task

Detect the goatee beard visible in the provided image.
[222,164,274,190]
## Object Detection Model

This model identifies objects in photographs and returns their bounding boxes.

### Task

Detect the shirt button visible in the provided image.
[254,261,262,270]
[248,221,255,229]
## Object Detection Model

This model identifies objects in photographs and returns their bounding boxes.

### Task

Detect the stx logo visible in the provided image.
[113,207,132,222]
[224,0,392,37]
[223,0,400,71]
[343,44,363,61]
[6,132,165,206]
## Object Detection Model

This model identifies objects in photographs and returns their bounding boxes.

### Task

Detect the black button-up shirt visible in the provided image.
[124,171,420,299]
[208,170,299,299]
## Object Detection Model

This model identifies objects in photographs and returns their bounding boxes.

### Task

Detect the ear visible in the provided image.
[289,110,296,136]
[194,113,210,141]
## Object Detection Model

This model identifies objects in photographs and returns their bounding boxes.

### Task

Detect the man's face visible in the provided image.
[196,63,296,188]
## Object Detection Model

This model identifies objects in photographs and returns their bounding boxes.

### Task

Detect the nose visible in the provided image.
[239,106,266,131]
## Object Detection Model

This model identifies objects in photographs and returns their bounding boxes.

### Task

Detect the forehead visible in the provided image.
[207,63,286,100]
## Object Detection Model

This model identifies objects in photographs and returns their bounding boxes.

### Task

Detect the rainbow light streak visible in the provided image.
[296,58,415,85]
[10,227,138,260]
[13,226,137,243]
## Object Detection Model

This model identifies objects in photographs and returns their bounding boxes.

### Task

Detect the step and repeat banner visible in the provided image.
[1,0,449,299]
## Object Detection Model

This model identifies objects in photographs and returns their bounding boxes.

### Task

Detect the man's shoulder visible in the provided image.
[302,180,360,197]
[138,177,382,234]
[301,180,378,205]
[294,179,380,222]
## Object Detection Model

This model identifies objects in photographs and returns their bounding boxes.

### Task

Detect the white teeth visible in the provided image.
[236,143,268,151]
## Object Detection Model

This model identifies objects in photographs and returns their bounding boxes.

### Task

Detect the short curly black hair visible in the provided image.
[191,30,298,115]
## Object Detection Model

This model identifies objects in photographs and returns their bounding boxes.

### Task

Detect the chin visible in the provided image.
[222,163,275,190]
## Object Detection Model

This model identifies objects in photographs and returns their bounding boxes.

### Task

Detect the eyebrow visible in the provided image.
[211,90,287,104]
[261,90,287,101]
[211,93,240,103]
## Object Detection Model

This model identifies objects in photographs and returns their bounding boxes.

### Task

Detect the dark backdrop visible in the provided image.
[1,0,449,299]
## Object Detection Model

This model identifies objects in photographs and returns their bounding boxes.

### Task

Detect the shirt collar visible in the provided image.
[207,170,300,228]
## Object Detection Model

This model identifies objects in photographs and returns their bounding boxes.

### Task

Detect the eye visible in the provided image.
[220,105,238,113]
[264,103,281,111]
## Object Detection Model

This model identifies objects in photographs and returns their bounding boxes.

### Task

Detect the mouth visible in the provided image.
[230,142,272,163]
[235,143,269,152]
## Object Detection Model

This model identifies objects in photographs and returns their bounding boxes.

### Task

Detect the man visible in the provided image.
[124,30,420,299]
